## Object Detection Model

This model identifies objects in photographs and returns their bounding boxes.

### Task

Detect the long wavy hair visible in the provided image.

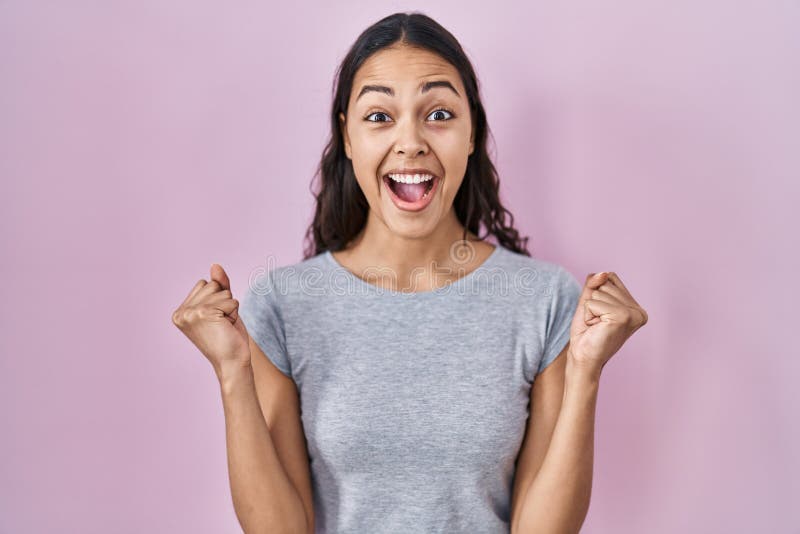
[302,11,531,260]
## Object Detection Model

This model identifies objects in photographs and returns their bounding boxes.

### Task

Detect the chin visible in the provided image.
[384,215,439,240]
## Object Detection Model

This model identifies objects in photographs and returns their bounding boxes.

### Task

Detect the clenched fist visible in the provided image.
[172,263,251,377]
[568,271,648,379]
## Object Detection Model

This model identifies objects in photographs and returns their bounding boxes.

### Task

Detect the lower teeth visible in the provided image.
[421,180,434,199]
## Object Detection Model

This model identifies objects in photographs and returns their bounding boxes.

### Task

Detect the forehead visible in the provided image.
[351,45,464,96]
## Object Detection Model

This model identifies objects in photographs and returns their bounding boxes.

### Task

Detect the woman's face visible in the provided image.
[339,44,474,240]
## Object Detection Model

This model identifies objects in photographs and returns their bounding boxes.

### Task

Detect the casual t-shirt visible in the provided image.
[238,243,583,534]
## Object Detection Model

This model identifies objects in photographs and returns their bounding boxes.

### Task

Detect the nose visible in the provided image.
[393,118,428,156]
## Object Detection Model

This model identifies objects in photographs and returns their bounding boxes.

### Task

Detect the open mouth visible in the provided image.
[382,173,437,203]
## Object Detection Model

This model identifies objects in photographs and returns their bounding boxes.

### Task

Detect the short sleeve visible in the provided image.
[238,269,293,379]
[537,267,582,376]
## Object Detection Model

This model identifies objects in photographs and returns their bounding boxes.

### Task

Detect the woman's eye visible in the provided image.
[427,108,454,121]
[364,108,455,123]
[365,112,392,123]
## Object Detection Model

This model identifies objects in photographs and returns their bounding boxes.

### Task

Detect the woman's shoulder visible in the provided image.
[492,245,572,277]
[242,251,331,302]
[272,250,330,277]
[490,245,581,300]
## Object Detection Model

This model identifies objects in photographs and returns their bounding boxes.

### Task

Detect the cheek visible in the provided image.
[352,167,380,196]
[349,154,383,195]
[431,126,472,158]
[350,125,388,149]
[437,130,471,170]
[351,136,389,171]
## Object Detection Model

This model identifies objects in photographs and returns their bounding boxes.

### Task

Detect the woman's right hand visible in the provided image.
[172,263,251,377]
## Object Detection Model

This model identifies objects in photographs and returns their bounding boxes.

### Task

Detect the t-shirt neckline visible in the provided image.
[323,243,503,297]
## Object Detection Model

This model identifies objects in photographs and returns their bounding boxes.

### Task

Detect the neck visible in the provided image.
[336,208,491,292]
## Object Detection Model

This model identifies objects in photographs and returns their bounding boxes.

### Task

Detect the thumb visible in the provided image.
[232,307,249,339]
[580,272,608,324]
[210,263,231,291]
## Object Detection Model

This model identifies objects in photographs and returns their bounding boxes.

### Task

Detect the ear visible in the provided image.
[339,112,351,160]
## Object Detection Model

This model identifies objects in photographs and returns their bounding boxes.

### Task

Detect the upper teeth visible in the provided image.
[387,173,435,184]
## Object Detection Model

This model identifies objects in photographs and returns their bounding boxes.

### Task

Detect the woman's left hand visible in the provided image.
[567,271,648,378]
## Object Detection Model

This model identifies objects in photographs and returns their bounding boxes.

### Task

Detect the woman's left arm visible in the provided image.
[514,271,648,534]
[513,356,600,534]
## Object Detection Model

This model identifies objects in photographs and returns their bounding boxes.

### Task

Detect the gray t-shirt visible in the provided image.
[239,244,582,534]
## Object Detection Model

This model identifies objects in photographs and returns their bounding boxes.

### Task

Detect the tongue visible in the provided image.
[393,182,428,203]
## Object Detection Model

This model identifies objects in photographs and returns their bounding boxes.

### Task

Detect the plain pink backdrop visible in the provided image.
[1,1,798,533]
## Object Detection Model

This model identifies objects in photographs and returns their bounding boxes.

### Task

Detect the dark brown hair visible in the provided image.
[302,11,531,259]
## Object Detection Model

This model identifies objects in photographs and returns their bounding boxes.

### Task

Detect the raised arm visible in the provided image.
[218,356,311,534]
[511,346,598,534]
[172,263,311,534]
[512,271,647,533]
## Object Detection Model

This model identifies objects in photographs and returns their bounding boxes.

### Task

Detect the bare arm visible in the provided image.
[172,265,311,533]
[217,361,309,534]
[513,270,646,533]
[514,355,600,534]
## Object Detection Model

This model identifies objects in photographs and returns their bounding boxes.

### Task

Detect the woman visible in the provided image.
[172,11,648,534]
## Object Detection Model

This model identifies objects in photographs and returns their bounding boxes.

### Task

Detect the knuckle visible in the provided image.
[184,306,201,322]
[174,307,196,327]
[621,309,633,325]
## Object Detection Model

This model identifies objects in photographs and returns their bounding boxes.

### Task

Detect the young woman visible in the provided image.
[172,12,648,534]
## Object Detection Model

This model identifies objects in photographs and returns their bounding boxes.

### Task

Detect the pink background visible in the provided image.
[2,1,798,533]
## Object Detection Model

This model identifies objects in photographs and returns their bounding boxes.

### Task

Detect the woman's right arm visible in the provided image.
[172,263,310,534]
[217,361,310,534]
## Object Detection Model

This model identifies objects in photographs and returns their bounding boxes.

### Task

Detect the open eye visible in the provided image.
[363,107,456,123]
[427,108,454,121]
[365,111,392,123]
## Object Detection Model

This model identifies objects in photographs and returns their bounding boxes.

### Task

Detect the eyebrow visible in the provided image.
[356,80,460,101]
